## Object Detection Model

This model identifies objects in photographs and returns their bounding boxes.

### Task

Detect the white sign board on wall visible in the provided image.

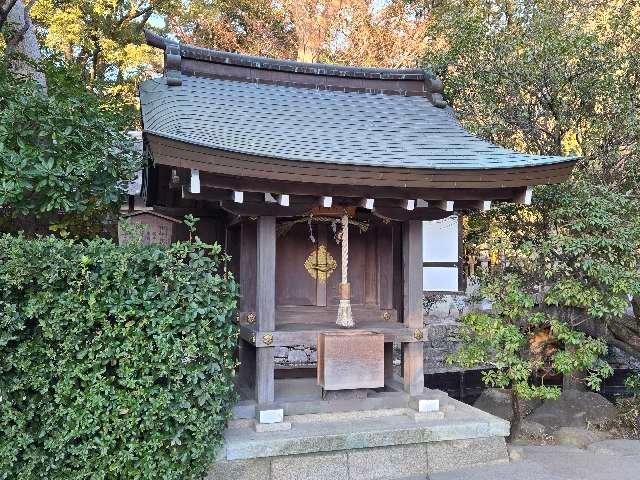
[422,215,460,292]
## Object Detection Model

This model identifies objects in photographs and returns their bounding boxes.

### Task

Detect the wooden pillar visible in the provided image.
[402,220,424,395]
[255,216,276,404]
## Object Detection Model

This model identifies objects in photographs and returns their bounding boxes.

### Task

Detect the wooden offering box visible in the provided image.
[317,331,384,391]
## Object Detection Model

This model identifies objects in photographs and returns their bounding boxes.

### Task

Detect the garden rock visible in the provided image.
[553,427,608,448]
[520,420,547,438]
[527,390,616,430]
[473,389,541,422]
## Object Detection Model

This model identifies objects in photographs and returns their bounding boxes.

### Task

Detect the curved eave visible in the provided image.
[144,132,577,191]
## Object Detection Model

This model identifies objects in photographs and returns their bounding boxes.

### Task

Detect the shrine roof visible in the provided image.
[140,31,576,184]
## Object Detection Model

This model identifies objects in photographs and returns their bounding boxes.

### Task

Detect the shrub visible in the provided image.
[0,233,239,480]
[448,273,612,439]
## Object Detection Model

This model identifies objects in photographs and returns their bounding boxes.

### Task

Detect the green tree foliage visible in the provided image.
[0,233,239,480]
[427,0,640,412]
[449,272,613,438]
[30,0,177,109]
[0,58,140,236]
[423,0,640,192]
[425,0,640,350]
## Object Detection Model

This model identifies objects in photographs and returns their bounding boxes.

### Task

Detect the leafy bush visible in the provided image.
[0,234,239,480]
[0,57,140,237]
[449,273,613,439]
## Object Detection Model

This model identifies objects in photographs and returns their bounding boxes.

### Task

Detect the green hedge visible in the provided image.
[0,234,239,480]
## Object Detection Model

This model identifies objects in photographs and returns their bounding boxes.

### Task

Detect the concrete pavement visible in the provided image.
[427,441,640,480]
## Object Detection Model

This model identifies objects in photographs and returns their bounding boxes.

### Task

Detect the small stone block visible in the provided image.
[254,420,292,433]
[409,397,440,413]
[256,405,284,424]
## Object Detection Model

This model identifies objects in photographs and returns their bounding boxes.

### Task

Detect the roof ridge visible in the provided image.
[145,29,429,81]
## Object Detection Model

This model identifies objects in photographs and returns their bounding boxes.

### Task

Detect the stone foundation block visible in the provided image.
[426,436,508,473]
[347,444,428,480]
[206,458,270,480]
[271,451,349,480]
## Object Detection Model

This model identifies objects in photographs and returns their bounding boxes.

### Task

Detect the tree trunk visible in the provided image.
[631,296,640,328]
[508,389,523,441]
[4,0,47,90]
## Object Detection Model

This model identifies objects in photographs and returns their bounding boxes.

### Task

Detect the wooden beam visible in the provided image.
[361,198,375,210]
[238,324,425,347]
[276,194,290,207]
[320,196,333,208]
[232,191,244,203]
[196,170,527,201]
[431,200,454,211]
[515,186,533,205]
[372,206,451,222]
[219,201,313,218]
[255,216,276,404]
[402,220,424,395]
[190,169,200,194]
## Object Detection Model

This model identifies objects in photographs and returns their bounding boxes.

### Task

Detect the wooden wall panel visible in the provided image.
[275,223,317,306]
[377,224,394,311]
[364,226,378,305]
[239,221,257,314]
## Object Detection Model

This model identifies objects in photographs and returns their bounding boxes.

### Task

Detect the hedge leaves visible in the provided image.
[0,234,239,480]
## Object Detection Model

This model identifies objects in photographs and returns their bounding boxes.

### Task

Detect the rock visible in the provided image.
[520,420,547,438]
[528,390,617,431]
[274,347,289,358]
[587,439,640,457]
[554,427,608,449]
[472,389,541,422]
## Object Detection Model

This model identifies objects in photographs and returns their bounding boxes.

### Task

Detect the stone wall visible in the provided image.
[275,345,317,367]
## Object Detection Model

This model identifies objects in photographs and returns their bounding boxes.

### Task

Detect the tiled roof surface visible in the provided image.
[140,74,574,170]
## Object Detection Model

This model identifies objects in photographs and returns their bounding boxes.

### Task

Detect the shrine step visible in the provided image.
[208,437,508,480]
[209,397,509,480]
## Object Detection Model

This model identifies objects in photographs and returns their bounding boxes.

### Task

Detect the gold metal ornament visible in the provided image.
[304,244,337,282]
[250,334,256,344]
[263,333,274,346]
[382,311,392,322]
[246,312,256,324]
[414,329,424,341]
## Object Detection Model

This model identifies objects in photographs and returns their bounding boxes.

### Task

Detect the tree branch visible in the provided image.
[0,0,19,28]
[4,0,36,52]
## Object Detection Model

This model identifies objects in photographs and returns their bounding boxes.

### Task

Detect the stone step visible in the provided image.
[220,400,508,462]
[208,436,509,480]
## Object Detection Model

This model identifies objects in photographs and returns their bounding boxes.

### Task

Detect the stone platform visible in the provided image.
[208,392,509,480]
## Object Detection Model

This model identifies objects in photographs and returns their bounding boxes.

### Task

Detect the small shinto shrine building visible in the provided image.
[138,30,576,478]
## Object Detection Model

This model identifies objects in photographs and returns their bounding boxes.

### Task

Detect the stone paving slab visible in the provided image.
[429,443,640,480]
